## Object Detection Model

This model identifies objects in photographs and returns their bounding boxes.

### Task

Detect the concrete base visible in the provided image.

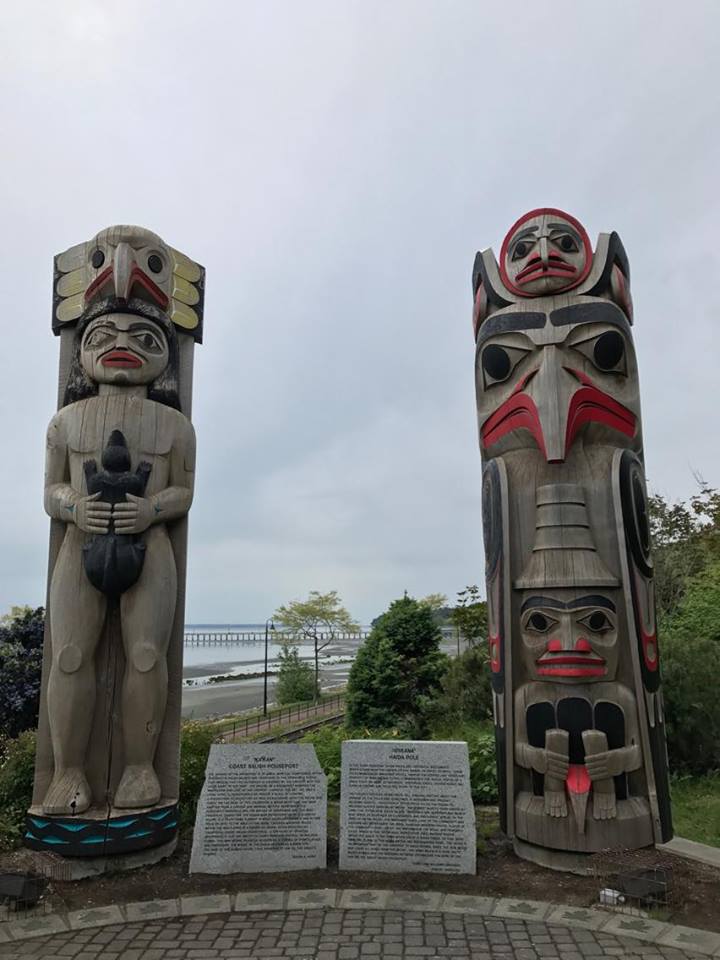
[657,836,720,870]
[513,836,593,876]
[27,836,177,881]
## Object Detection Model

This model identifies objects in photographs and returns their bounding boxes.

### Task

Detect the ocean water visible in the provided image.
[182,623,362,681]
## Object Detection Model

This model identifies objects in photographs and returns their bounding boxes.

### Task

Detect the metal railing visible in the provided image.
[214,692,346,742]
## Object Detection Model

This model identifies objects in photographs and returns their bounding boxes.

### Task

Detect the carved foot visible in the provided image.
[42,767,92,815]
[544,789,568,818]
[114,763,161,809]
[593,789,617,820]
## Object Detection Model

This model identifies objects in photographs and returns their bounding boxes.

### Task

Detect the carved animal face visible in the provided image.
[475,301,640,463]
[53,225,204,340]
[520,591,619,683]
[81,314,169,387]
[500,209,592,297]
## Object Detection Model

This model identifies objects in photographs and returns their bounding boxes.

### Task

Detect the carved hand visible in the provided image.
[586,745,640,781]
[75,493,112,534]
[113,494,154,535]
[545,750,570,781]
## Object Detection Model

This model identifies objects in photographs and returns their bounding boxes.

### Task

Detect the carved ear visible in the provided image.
[582,232,633,323]
[471,249,513,337]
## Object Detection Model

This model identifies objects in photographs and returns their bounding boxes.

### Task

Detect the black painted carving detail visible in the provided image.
[82,431,152,597]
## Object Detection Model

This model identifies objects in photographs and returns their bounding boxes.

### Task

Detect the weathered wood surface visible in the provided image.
[31,226,204,855]
[472,208,672,861]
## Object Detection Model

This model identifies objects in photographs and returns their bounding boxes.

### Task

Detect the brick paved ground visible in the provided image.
[0,909,705,960]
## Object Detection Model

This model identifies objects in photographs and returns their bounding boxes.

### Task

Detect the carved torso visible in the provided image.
[50,394,194,499]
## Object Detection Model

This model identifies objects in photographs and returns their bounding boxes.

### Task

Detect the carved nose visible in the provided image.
[539,236,549,266]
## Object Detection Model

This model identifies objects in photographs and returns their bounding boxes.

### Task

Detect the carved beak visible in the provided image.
[522,347,575,463]
[84,242,169,310]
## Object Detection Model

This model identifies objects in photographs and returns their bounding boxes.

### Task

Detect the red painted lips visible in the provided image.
[536,652,606,679]
[101,349,143,368]
[515,254,577,286]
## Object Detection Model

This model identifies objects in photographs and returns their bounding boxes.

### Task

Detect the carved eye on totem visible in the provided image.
[571,329,627,375]
[131,328,164,354]
[83,325,115,350]
[511,238,534,261]
[550,231,579,254]
[524,611,557,634]
[90,248,105,269]
[480,343,530,388]
[145,250,168,278]
[577,610,615,635]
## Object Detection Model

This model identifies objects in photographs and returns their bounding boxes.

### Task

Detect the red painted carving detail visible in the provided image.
[489,634,501,673]
[564,367,636,454]
[481,374,547,458]
[566,764,591,795]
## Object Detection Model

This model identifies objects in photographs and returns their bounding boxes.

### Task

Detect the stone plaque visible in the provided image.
[189,744,326,874]
[339,740,476,874]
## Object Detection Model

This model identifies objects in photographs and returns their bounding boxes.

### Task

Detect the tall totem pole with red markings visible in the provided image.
[472,209,672,866]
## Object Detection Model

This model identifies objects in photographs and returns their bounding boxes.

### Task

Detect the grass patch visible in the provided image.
[671,773,720,847]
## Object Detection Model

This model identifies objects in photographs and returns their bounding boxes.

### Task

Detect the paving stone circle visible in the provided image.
[0,891,712,959]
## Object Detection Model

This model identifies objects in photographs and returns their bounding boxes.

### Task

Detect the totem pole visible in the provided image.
[472,208,672,865]
[27,226,204,856]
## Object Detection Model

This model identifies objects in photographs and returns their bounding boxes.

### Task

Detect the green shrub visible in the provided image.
[276,645,317,705]
[302,724,344,799]
[659,558,720,774]
[662,632,720,773]
[425,645,493,731]
[465,725,498,804]
[346,596,447,734]
[0,730,37,850]
[179,720,217,829]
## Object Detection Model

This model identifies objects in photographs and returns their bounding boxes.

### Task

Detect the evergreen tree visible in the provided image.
[346,595,447,732]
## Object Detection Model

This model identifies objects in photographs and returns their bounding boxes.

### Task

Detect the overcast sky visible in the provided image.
[1,1,718,624]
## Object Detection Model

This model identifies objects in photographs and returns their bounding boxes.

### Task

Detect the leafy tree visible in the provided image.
[346,595,448,734]
[275,644,317,705]
[0,606,44,738]
[649,483,720,620]
[274,590,359,701]
[450,585,488,649]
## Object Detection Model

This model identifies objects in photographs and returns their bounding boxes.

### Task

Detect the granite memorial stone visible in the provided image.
[190,744,327,874]
[339,740,476,875]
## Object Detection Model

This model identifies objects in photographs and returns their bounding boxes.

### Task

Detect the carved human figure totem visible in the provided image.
[27,226,204,856]
[472,208,672,862]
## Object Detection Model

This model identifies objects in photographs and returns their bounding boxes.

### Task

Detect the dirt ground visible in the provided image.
[2,814,719,934]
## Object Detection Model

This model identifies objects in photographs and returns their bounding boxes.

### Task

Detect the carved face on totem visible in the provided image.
[53,225,204,341]
[475,302,640,463]
[499,209,592,297]
[520,591,619,683]
[80,314,169,387]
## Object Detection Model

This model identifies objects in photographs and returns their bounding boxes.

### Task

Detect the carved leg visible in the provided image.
[115,526,176,808]
[544,728,568,818]
[583,729,616,820]
[44,529,106,814]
